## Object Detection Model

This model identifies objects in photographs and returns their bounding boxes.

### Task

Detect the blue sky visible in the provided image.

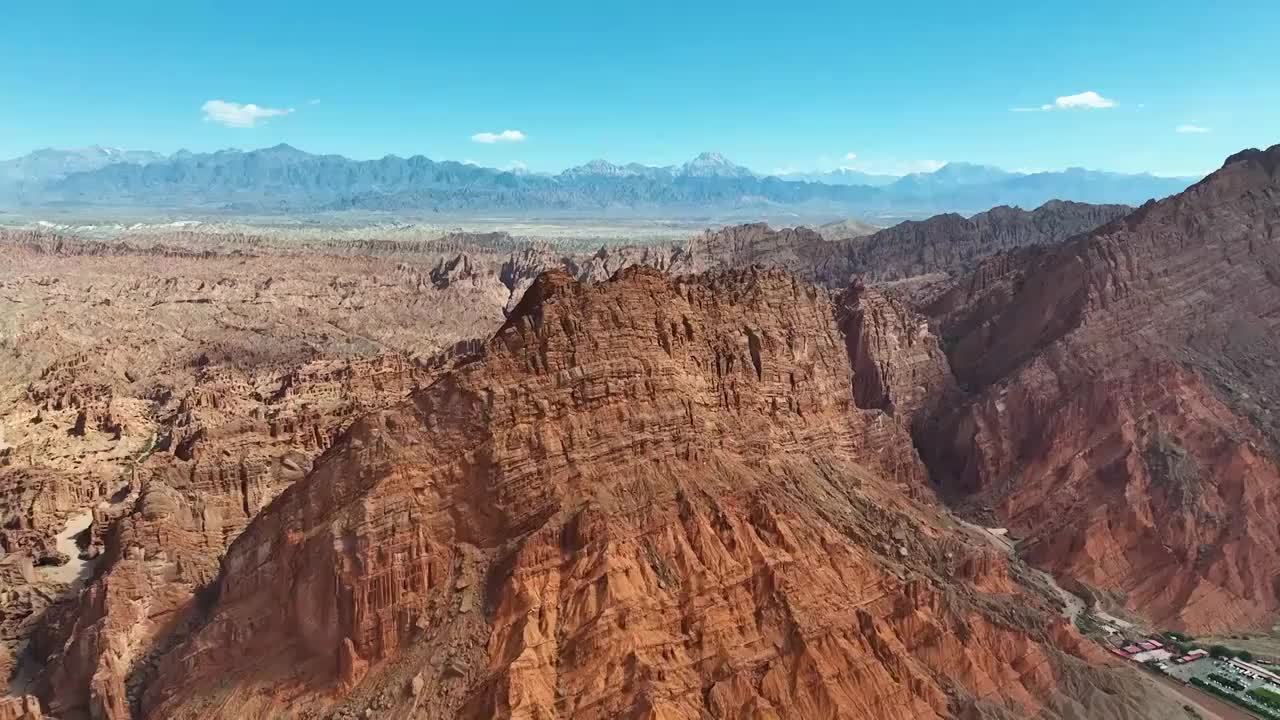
[2,1,1276,177]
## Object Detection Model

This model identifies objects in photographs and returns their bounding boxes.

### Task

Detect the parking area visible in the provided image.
[1164,657,1280,718]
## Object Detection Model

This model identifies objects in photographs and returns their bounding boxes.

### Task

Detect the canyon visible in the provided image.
[0,145,1276,718]
[920,145,1280,634]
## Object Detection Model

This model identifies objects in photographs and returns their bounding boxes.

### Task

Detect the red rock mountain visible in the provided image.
[135,267,1171,719]
[815,200,1131,286]
[923,145,1280,633]
[0,182,1251,719]
[0,236,496,719]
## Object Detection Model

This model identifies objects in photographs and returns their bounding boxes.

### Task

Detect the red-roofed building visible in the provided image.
[1173,649,1208,664]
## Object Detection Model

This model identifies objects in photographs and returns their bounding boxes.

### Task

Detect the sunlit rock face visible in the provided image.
[139,266,1169,720]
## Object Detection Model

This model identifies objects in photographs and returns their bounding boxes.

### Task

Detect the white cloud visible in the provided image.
[1012,90,1117,112]
[462,158,479,166]
[470,129,526,144]
[844,151,857,161]
[1176,124,1211,134]
[201,99,295,128]
[1053,91,1116,109]
[307,98,321,106]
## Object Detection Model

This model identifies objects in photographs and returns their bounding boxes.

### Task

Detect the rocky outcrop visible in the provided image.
[34,482,216,720]
[817,217,880,241]
[29,355,451,719]
[925,145,1280,633]
[548,207,1126,293]
[0,694,41,720]
[138,267,1173,719]
[815,200,1130,287]
[0,233,508,685]
[837,283,957,432]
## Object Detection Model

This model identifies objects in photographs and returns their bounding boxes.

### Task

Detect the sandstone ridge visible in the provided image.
[924,143,1280,633]
[137,266,1172,719]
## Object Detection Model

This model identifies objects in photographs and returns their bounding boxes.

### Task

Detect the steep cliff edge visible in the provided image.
[837,282,958,433]
[925,145,1280,633]
[139,266,1173,719]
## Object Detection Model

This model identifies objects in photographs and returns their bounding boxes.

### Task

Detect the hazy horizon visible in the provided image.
[0,143,1207,180]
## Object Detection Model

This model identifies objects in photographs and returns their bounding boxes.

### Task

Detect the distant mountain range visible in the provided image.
[0,146,164,187]
[556,152,757,182]
[0,145,1198,217]
[775,168,901,187]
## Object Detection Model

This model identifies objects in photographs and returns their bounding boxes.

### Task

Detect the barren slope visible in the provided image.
[0,232,501,716]
[923,145,1280,633]
[138,267,1177,720]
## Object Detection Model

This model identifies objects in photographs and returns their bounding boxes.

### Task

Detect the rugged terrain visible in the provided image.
[0,232,506,718]
[137,266,1174,719]
[0,208,1109,711]
[921,145,1280,633]
[816,218,881,241]
[0,154,1273,719]
[819,200,1130,285]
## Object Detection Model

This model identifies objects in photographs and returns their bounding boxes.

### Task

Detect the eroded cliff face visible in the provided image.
[31,356,449,719]
[138,267,1171,720]
[837,283,957,433]
[925,145,1280,633]
[0,238,496,716]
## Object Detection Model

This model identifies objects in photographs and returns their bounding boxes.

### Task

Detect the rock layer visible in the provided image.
[0,236,496,715]
[0,194,1205,717]
[140,267,1171,719]
[815,200,1131,286]
[925,145,1280,633]
[837,283,957,432]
